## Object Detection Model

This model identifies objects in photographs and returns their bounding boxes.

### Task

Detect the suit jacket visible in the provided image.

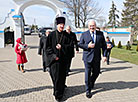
[66,31,79,58]
[38,35,48,65]
[78,30,107,63]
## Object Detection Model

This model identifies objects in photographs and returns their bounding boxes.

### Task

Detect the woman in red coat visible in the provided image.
[15,38,28,73]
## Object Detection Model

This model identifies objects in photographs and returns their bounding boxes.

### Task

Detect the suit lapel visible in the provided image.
[87,30,92,42]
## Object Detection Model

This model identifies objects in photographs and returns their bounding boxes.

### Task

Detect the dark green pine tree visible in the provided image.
[121,0,138,30]
[108,1,120,27]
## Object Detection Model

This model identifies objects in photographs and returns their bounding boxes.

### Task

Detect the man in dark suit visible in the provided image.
[78,20,107,98]
[65,25,79,76]
[46,17,72,101]
[38,30,51,72]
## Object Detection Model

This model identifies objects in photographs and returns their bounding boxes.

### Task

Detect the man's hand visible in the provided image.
[56,44,61,50]
[88,42,95,48]
[55,57,59,60]
[103,57,107,62]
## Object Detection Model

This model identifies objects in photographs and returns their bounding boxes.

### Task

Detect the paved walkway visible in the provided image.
[0,35,138,102]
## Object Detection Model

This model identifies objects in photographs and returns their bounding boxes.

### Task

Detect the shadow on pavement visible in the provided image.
[63,85,85,101]
[100,66,132,73]
[0,86,52,98]
[63,81,138,101]
[92,81,138,96]
[28,45,39,49]
[111,60,129,64]
[1,81,138,100]
[69,68,85,76]
[69,66,132,76]
[0,60,12,63]
[25,68,42,72]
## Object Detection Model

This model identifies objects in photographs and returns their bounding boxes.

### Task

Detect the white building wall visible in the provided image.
[108,34,130,45]
[0,32,4,48]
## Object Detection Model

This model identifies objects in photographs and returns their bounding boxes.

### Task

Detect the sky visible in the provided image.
[0,0,125,28]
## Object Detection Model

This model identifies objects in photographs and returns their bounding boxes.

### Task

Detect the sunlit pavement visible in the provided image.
[0,35,138,102]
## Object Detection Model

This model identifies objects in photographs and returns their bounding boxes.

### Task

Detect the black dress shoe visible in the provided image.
[86,92,92,98]
[55,98,61,102]
[55,96,62,102]
[43,68,46,72]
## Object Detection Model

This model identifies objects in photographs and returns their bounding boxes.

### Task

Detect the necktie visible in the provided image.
[92,32,94,43]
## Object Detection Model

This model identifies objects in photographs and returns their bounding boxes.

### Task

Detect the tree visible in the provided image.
[117,41,122,48]
[60,0,79,28]
[112,39,115,47]
[136,42,138,51]
[61,0,102,28]
[108,1,120,27]
[121,0,138,44]
[31,24,38,32]
[121,0,138,29]
[79,0,103,28]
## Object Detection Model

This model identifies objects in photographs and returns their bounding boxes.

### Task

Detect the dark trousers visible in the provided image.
[84,60,100,92]
[107,50,111,64]
[42,53,47,70]
[49,59,67,98]
[66,58,72,74]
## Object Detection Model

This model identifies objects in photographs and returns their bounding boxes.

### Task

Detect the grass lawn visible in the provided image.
[111,45,138,65]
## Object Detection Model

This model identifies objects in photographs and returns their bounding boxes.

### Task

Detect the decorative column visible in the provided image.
[12,14,23,45]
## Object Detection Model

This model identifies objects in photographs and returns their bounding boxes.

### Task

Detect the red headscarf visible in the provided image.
[16,38,22,44]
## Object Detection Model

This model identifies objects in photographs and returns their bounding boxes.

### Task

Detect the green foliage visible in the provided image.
[31,24,38,30]
[126,41,131,50]
[121,0,138,30]
[117,41,122,48]
[108,1,120,27]
[112,39,115,47]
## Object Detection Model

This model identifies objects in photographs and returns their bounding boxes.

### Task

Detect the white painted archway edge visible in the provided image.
[0,0,76,48]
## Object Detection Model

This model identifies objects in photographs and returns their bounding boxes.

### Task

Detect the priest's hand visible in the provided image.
[56,44,61,50]
[55,57,59,60]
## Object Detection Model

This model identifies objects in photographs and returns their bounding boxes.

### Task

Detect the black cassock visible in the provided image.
[38,35,48,69]
[46,30,71,99]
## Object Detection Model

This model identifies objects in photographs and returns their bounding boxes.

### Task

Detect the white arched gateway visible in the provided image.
[0,0,75,48]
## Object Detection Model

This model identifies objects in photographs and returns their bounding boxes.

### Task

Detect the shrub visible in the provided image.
[112,39,115,47]
[117,41,122,48]
[136,42,138,51]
